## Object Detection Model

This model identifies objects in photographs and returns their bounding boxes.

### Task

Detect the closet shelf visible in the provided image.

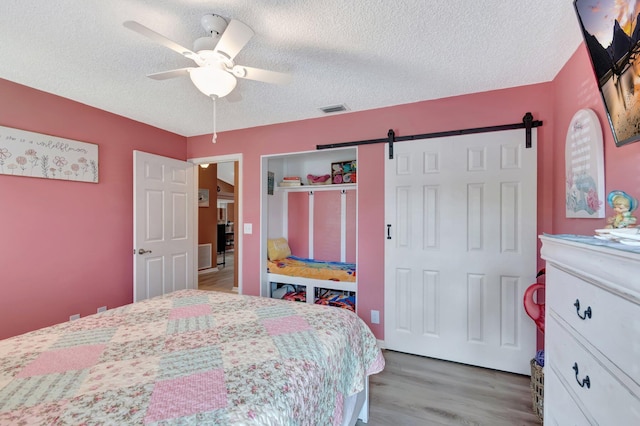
[276,183,356,192]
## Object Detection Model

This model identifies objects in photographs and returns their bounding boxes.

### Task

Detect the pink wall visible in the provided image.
[0,79,186,339]
[313,192,344,262]
[287,192,309,257]
[4,42,635,343]
[187,82,556,339]
[286,191,356,263]
[552,44,640,235]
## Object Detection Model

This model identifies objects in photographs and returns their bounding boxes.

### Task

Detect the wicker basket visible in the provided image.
[530,358,544,423]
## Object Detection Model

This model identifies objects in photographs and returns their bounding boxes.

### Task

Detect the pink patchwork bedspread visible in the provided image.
[0,290,384,425]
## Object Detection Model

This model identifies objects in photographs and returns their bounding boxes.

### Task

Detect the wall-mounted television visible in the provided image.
[574,0,640,146]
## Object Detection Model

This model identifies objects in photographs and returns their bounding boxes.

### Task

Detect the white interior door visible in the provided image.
[134,151,195,302]
[384,129,537,375]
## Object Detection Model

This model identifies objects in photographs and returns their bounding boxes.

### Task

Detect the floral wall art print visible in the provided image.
[0,125,98,183]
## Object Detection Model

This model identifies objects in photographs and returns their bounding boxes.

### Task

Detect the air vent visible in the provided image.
[198,243,212,270]
[319,104,349,114]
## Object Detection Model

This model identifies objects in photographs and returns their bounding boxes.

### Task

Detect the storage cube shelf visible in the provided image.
[275,183,355,192]
[315,288,356,312]
[270,283,307,302]
[271,282,356,312]
[331,160,356,184]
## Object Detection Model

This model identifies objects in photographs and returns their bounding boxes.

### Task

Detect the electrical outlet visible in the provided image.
[97,306,107,313]
[69,314,80,321]
[371,310,380,324]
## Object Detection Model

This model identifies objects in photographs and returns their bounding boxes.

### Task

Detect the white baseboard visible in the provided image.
[198,267,218,274]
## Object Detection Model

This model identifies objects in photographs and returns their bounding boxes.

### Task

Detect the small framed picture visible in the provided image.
[267,171,275,195]
[198,189,209,207]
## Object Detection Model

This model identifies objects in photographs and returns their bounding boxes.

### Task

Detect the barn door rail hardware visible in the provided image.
[316,112,542,159]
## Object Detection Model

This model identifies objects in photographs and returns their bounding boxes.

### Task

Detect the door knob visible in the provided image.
[138,248,152,255]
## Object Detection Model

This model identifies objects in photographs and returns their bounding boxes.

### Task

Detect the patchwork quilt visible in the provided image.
[0,290,384,425]
[267,256,356,282]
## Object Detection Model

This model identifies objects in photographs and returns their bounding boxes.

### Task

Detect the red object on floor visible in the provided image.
[524,282,545,333]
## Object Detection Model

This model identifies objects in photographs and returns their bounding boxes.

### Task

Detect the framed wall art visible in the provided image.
[0,125,98,183]
[198,189,209,207]
[267,171,274,195]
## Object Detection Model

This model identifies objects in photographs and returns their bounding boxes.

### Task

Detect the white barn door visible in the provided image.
[133,151,196,302]
[384,130,537,375]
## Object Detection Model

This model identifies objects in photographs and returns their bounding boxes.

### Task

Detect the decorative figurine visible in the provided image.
[605,190,638,229]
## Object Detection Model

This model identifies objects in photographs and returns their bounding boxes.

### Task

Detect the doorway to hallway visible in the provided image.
[193,153,242,294]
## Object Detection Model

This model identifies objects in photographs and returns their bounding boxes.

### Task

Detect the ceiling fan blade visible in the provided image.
[225,89,243,103]
[124,20,197,60]
[234,65,292,85]
[147,68,193,80]
[214,19,254,61]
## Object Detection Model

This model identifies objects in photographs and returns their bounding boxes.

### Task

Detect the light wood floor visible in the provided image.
[198,252,236,293]
[357,349,541,426]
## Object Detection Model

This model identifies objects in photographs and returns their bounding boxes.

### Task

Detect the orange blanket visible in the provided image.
[267,256,356,282]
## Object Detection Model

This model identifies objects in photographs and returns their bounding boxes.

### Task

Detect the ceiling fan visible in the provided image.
[123,14,291,99]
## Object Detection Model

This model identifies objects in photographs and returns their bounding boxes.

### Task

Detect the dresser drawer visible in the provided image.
[546,265,640,386]
[544,368,591,426]
[547,316,640,424]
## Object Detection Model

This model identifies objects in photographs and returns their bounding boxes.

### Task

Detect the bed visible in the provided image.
[0,289,384,425]
[267,256,356,283]
[267,238,357,312]
[268,256,357,311]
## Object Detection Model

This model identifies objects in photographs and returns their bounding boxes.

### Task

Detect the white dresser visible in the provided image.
[540,235,640,425]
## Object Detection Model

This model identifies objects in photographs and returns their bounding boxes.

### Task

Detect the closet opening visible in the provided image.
[260,147,358,309]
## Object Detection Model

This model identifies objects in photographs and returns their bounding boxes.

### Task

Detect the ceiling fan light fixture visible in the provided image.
[124,15,290,104]
[189,66,237,98]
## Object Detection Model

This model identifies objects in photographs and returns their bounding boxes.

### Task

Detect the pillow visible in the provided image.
[267,237,291,260]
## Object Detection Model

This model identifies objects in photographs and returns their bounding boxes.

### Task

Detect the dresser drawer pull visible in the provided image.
[573,299,592,320]
[572,362,591,389]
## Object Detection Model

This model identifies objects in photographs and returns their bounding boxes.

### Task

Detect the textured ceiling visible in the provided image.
[0,0,583,137]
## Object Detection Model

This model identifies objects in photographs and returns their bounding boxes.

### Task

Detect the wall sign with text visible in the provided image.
[565,109,605,218]
[0,125,98,183]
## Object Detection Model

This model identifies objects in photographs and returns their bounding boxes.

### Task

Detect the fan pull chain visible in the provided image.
[212,95,217,143]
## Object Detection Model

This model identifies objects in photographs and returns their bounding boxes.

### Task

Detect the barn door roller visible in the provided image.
[316,112,542,159]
